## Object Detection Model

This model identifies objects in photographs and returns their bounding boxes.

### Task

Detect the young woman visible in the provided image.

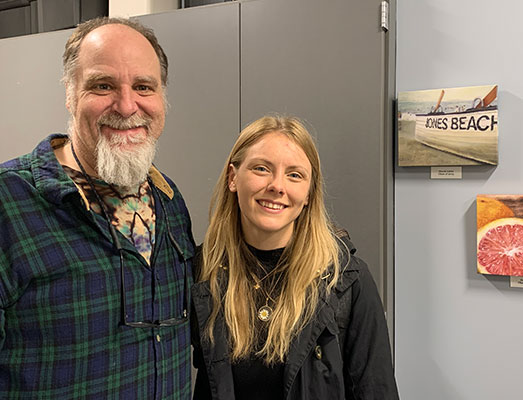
[191,116,399,400]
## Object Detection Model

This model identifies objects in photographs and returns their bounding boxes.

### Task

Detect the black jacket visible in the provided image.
[191,233,399,399]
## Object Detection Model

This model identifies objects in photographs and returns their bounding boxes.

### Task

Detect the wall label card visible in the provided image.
[509,276,523,288]
[430,166,462,179]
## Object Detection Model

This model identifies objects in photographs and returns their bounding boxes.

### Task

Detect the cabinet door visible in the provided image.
[241,0,395,307]
[35,0,80,32]
[0,5,31,38]
[141,5,240,243]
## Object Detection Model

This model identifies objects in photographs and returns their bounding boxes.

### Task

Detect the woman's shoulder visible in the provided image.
[331,226,370,292]
[332,227,357,269]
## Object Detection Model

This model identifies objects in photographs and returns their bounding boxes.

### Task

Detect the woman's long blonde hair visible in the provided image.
[199,115,341,364]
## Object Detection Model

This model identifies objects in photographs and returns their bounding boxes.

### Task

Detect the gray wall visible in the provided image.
[396,0,523,399]
[0,29,71,160]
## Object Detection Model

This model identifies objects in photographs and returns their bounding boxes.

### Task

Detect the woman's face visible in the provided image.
[229,131,312,250]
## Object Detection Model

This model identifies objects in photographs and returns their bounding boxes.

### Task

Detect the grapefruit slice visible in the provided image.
[477,217,523,276]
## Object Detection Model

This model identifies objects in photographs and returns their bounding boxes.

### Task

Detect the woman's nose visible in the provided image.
[267,173,285,194]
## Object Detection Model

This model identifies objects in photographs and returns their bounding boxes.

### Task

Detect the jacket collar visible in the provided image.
[283,234,359,396]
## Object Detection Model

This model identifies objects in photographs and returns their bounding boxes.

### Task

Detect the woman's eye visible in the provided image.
[288,172,303,179]
[253,166,269,172]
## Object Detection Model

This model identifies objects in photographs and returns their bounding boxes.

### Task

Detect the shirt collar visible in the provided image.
[32,134,174,209]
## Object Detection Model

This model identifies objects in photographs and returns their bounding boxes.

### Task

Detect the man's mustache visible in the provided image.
[97,113,152,130]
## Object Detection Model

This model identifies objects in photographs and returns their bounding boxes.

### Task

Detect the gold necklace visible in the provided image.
[254,280,276,322]
[223,252,285,322]
[250,263,283,322]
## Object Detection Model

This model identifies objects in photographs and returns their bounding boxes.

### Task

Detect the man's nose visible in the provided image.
[112,87,138,117]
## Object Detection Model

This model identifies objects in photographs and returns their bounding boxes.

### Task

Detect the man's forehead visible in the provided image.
[79,24,156,59]
[76,24,161,77]
[83,23,145,43]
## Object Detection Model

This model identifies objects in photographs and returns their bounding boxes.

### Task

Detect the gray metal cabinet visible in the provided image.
[0,0,107,39]
[241,0,395,312]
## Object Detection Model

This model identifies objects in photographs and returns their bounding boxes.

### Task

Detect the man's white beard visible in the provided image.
[95,114,157,190]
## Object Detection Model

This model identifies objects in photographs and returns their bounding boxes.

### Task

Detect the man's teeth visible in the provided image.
[259,201,284,210]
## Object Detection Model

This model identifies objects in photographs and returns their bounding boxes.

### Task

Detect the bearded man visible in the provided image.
[0,17,194,399]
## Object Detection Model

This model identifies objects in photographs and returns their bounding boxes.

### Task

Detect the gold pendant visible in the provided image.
[257,305,273,322]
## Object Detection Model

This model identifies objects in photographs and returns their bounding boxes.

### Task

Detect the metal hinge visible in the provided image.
[381,1,389,32]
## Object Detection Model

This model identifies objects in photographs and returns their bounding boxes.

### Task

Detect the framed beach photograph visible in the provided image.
[398,85,498,166]
[477,195,523,277]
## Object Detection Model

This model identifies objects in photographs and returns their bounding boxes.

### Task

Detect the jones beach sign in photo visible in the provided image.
[398,84,499,166]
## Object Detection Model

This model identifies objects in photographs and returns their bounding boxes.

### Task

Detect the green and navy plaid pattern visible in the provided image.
[0,135,194,399]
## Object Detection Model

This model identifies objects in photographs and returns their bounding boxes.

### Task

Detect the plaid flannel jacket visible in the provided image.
[0,135,194,399]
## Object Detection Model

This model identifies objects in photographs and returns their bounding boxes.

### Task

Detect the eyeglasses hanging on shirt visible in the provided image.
[70,142,189,328]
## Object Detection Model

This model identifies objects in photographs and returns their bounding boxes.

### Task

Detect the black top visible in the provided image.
[231,246,285,400]
[192,231,400,400]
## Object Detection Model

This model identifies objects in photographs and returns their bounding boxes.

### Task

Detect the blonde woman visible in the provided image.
[191,116,399,400]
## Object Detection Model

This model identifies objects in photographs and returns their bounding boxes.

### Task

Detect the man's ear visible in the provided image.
[65,84,75,113]
[228,164,237,192]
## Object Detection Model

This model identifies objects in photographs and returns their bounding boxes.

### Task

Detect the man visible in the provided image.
[0,17,194,399]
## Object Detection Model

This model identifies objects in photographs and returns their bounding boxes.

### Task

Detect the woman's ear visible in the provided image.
[228,164,237,192]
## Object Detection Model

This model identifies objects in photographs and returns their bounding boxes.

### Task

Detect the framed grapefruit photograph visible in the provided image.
[398,85,499,166]
[477,195,523,276]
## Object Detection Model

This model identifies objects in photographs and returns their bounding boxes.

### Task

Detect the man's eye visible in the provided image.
[136,85,152,92]
[94,83,111,91]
